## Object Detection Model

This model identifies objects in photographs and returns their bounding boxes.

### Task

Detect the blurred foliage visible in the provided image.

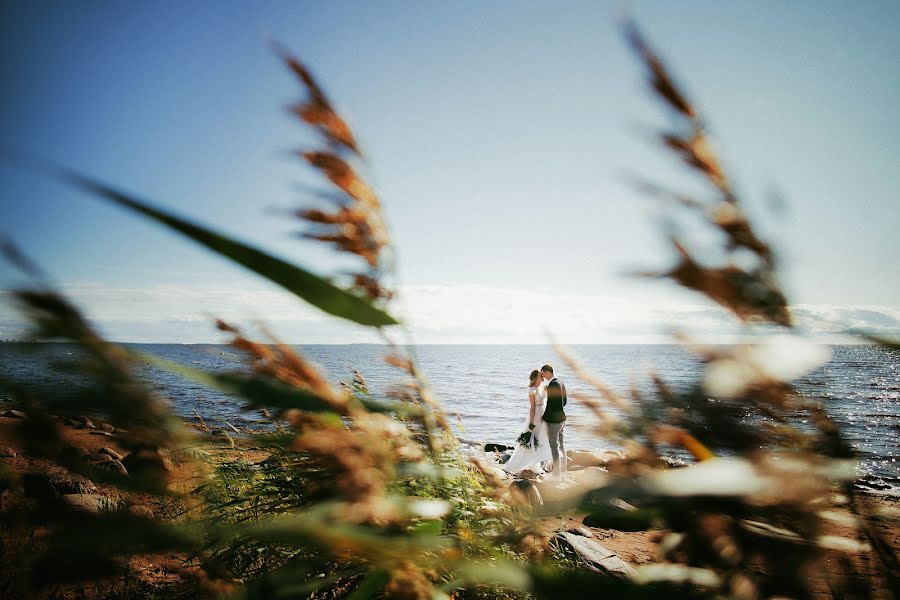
[1,20,897,600]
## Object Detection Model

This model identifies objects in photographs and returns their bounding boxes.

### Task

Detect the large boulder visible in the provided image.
[551,531,637,578]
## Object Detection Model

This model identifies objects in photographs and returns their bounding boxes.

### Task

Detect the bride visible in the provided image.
[503,369,553,475]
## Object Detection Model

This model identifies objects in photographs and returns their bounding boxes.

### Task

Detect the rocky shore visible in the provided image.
[477,440,900,597]
[1,407,898,599]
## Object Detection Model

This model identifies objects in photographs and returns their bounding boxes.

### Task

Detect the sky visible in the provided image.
[1,1,898,344]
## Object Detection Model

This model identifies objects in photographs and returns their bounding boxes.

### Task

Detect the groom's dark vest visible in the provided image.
[542,378,567,423]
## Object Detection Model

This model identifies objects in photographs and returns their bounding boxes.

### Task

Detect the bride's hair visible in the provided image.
[528,369,540,387]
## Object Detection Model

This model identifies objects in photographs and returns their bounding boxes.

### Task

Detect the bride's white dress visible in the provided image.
[503,384,553,474]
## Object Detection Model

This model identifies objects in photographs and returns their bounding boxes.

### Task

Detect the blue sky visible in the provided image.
[1,1,898,343]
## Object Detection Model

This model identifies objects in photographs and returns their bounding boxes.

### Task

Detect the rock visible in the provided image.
[22,473,60,498]
[59,493,118,513]
[0,446,16,458]
[536,466,609,505]
[485,443,514,453]
[608,498,638,512]
[22,471,98,497]
[2,409,26,419]
[74,417,96,429]
[98,447,124,461]
[88,431,113,437]
[98,422,115,432]
[94,459,128,477]
[567,525,595,538]
[566,450,615,469]
[128,504,154,518]
[509,478,543,508]
[551,531,637,578]
[497,452,512,464]
[122,447,175,479]
[582,500,654,532]
[59,445,91,463]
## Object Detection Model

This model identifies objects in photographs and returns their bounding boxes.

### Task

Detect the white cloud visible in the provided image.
[1,282,898,344]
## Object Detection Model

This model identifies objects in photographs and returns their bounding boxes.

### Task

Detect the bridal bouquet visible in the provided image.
[515,430,538,448]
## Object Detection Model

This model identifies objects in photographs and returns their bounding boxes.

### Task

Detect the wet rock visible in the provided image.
[2,409,26,419]
[128,504,154,518]
[551,531,637,578]
[94,459,128,477]
[0,446,16,458]
[60,493,118,513]
[485,443,513,453]
[497,452,511,464]
[509,478,543,508]
[98,447,124,461]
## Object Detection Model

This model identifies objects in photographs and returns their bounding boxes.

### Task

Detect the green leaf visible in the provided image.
[345,569,390,600]
[64,171,399,327]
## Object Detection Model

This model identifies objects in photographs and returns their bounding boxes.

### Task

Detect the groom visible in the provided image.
[540,364,567,478]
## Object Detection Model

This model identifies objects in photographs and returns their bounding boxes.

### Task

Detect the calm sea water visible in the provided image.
[1,343,897,494]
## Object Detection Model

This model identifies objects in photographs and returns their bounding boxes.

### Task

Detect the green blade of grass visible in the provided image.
[63,171,398,327]
[345,569,390,600]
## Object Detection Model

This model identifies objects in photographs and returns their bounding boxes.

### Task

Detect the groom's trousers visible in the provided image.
[546,421,567,476]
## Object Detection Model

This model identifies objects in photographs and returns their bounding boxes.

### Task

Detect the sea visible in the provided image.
[1,343,897,495]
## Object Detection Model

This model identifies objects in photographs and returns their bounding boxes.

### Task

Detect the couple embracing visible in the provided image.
[503,364,568,479]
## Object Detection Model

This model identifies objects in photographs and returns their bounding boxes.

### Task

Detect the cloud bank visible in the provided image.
[1,283,898,344]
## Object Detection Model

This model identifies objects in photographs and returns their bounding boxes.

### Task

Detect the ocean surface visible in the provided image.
[1,343,897,494]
